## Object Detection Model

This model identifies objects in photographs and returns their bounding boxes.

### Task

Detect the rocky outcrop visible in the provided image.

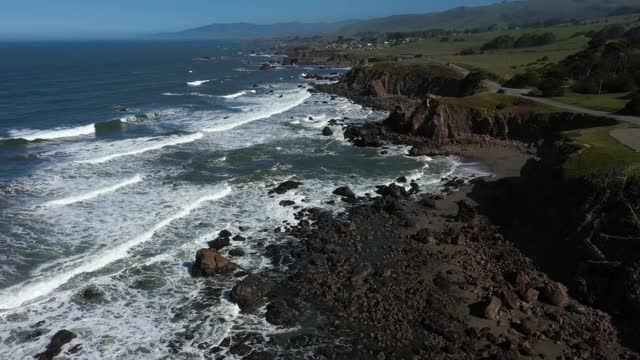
[35,330,76,360]
[191,249,238,277]
[383,95,618,146]
[315,62,482,111]
[277,45,367,67]
[230,275,275,311]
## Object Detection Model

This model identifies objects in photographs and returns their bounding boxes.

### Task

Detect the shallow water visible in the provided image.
[0,40,490,358]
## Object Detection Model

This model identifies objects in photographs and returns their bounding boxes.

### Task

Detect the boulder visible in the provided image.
[523,288,539,304]
[322,127,334,136]
[208,236,230,251]
[375,184,409,199]
[269,181,302,195]
[35,330,76,360]
[230,275,275,310]
[501,289,521,310]
[333,186,356,199]
[219,230,232,238]
[544,282,570,308]
[259,63,272,70]
[244,351,275,360]
[266,300,300,326]
[228,248,245,257]
[483,296,502,320]
[396,176,407,183]
[191,249,238,277]
[279,200,295,207]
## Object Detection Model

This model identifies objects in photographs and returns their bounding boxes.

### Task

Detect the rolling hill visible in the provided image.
[339,0,640,35]
[172,21,353,39]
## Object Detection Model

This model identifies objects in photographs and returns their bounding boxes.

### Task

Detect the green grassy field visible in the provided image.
[562,123,640,178]
[441,93,559,113]
[551,91,630,113]
[348,14,639,78]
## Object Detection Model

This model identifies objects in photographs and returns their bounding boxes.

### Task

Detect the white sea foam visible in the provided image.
[221,90,256,99]
[41,175,143,208]
[187,80,211,86]
[203,90,311,133]
[8,124,96,141]
[0,186,232,310]
[75,132,204,164]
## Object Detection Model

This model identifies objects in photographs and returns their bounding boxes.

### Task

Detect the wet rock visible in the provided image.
[265,245,282,266]
[333,186,356,199]
[396,176,407,183]
[208,236,230,251]
[230,342,252,356]
[219,230,232,238]
[375,184,409,199]
[191,249,238,277]
[244,351,275,360]
[269,181,302,195]
[233,235,246,242]
[228,248,245,257]
[259,63,272,70]
[230,275,275,311]
[266,300,300,326]
[35,330,76,360]
[322,127,334,136]
[544,282,570,308]
[279,200,295,207]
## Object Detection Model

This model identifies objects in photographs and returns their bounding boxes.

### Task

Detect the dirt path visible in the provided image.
[446,63,640,126]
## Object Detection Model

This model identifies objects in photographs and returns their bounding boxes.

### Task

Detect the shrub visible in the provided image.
[602,75,635,93]
[514,32,556,48]
[481,35,516,50]
[538,78,566,97]
[573,78,601,94]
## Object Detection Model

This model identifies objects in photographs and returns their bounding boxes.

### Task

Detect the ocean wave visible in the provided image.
[187,80,211,87]
[75,132,204,164]
[40,175,143,208]
[203,90,311,133]
[221,90,256,99]
[0,185,232,310]
[8,124,96,141]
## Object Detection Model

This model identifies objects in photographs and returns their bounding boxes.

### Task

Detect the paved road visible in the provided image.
[610,128,640,152]
[447,63,640,126]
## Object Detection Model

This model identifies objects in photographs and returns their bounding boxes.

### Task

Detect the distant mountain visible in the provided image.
[171,21,353,39]
[339,0,640,35]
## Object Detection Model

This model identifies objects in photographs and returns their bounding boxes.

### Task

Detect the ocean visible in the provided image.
[0,40,487,358]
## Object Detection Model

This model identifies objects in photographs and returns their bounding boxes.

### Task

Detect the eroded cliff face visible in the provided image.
[315,63,482,111]
[381,95,618,146]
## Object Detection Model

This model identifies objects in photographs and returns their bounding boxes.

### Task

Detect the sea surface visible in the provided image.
[0,40,488,358]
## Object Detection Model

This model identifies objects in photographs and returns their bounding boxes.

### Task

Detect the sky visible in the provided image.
[0,0,501,39]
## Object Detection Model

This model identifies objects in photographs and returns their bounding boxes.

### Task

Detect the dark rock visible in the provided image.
[219,230,232,238]
[333,186,356,199]
[228,248,245,257]
[208,236,230,251]
[233,235,246,242]
[396,176,407,183]
[244,351,275,360]
[259,64,272,70]
[456,200,477,222]
[269,181,303,195]
[375,184,409,199]
[501,289,521,310]
[266,300,300,326]
[544,282,569,308]
[230,275,275,311]
[191,249,238,277]
[35,330,76,360]
[322,127,334,136]
[230,342,252,356]
[279,200,296,207]
[523,288,539,304]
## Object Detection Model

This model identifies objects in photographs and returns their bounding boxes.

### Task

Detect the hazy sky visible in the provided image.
[1,0,501,38]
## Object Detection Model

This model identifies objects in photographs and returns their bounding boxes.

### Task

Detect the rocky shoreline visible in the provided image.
[36,61,639,359]
[178,61,638,358]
